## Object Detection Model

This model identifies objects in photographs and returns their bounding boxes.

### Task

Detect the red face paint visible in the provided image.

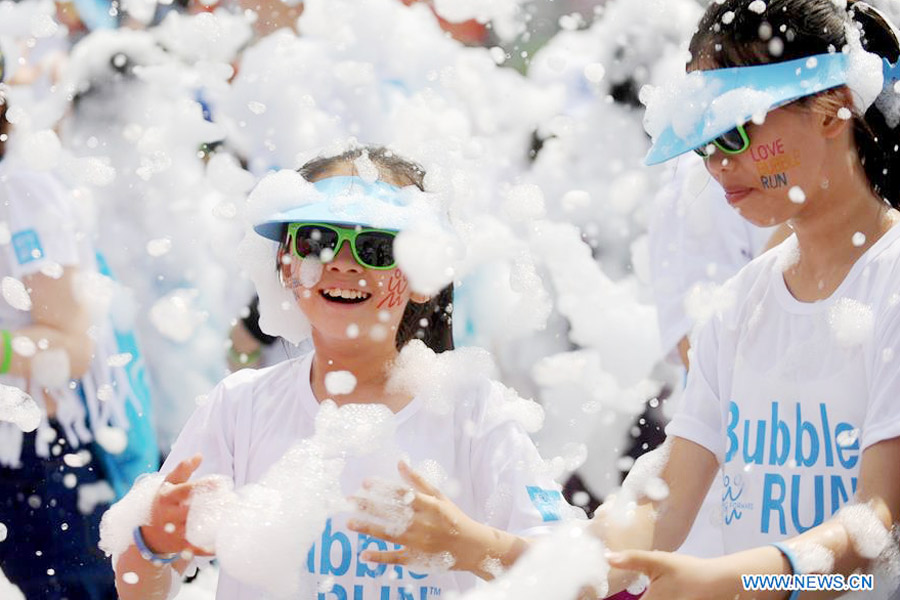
[750,138,786,162]
[376,270,409,310]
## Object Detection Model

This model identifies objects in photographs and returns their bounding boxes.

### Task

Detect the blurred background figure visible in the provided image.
[0,37,158,599]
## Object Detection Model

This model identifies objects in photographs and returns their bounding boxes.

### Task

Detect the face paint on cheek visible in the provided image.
[750,138,785,162]
[761,173,789,189]
[376,270,409,310]
[753,138,802,177]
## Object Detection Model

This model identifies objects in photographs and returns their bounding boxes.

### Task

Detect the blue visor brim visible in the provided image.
[253,176,416,240]
[644,53,856,166]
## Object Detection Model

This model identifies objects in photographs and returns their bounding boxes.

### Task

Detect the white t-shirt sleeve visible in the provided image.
[863,305,900,451]
[469,382,580,537]
[160,381,238,481]
[665,314,727,461]
[2,170,80,277]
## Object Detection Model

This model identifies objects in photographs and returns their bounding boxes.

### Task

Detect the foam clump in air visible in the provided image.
[394,221,463,296]
[78,480,116,515]
[324,370,357,396]
[149,288,206,343]
[2,277,32,312]
[0,385,40,433]
[30,349,71,389]
[455,522,609,600]
[387,340,497,415]
[748,0,767,14]
[828,298,874,347]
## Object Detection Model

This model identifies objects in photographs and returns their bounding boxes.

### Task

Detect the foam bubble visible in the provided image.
[828,298,874,347]
[324,370,357,396]
[0,385,40,433]
[2,277,32,312]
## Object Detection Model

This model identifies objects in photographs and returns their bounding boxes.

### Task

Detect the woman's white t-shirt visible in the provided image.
[162,353,573,600]
[667,225,900,553]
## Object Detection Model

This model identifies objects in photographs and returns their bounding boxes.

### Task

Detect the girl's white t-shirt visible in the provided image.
[162,353,573,600]
[667,225,900,553]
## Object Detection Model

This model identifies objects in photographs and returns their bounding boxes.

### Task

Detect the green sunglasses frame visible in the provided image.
[693,123,751,159]
[286,222,398,270]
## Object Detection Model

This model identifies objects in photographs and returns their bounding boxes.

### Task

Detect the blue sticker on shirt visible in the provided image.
[527,486,563,522]
[12,229,44,265]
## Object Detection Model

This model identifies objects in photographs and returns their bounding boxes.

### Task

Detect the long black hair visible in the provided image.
[689,0,900,208]
[278,146,455,354]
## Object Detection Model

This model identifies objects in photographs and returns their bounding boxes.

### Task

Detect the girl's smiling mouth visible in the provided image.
[320,288,372,304]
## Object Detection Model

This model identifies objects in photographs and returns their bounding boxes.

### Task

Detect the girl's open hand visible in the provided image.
[141,455,215,559]
[347,461,485,573]
[606,550,732,600]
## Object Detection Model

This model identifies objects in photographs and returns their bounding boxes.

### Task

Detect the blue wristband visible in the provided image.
[771,542,801,600]
[133,526,179,565]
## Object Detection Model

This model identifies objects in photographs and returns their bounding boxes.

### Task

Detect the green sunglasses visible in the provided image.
[286,222,398,270]
[693,123,751,159]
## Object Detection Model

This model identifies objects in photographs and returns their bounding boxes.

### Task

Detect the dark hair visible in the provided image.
[278,145,455,354]
[689,0,900,208]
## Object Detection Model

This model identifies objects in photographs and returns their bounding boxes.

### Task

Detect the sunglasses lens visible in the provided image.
[354,231,396,268]
[294,225,338,259]
[715,127,747,152]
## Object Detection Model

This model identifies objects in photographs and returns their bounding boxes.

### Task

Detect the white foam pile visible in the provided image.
[101,402,398,597]
[454,522,610,600]
[837,502,900,597]
[187,401,397,597]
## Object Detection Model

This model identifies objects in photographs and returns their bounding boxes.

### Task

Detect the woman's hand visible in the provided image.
[141,455,214,559]
[347,461,500,576]
[606,550,735,600]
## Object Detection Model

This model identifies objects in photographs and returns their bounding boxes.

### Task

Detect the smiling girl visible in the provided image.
[585,1,900,598]
[110,146,571,599]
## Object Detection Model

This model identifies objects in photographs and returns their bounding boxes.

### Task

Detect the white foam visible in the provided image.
[0,385,40,433]
[828,298,875,347]
[2,277,32,312]
[181,402,399,597]
[0,567,24,600]
[387,340,497,416]
[30,349,71,390]
[324,370,357,396]
[78,480,116,515]
[99,473,166,562]
[454,522,609,600]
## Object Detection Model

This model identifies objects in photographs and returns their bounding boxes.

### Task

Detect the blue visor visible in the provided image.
[645,52,900,165]
[254,176,425,240]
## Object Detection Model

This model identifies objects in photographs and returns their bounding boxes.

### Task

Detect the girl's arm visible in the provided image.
[608,436,900,600]
[589,436,720,594]
[4,268,94,379]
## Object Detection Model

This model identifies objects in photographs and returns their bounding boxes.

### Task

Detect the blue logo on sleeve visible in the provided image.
[12,229,44,265]
[526,486,563,522]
